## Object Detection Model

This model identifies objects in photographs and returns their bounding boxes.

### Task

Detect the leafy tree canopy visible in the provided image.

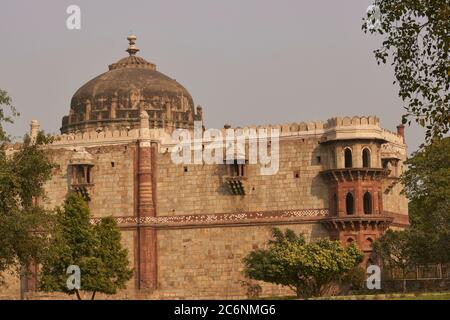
[399,137,450,263]
[39,193,133,300]
[243,228,363,299]
[0,89,18,143]
[363,0,450,140]
[0,89,53,283]
[372,229,413,272]
[372,229,414,291]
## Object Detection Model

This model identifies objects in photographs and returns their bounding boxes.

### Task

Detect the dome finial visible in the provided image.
[126,35,139,56]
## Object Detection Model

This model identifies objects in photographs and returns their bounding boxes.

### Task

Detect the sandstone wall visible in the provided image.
[43,144,136,218]
[0,116,410,299]
[381,141,409,217]
[383,180,408,215]
[155,223,329,299]
[156,137,328,216]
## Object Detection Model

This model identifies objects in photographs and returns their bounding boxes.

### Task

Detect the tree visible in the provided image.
[373,138,450,289]
[39,193,133,299]
[90,217,134,299]
[0,89,18,142]
[243,228,363,299]
[363,0,450,140]
[372,229,413,292]
[372,230,414,292]
[0,89,54,285]
[399,137,450,264]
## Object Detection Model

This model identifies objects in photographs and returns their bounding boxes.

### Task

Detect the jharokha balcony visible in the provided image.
[320,167,390,182]
[223,175,247,196]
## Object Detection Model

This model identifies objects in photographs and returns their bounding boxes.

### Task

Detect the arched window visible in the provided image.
[346,237,354,246]
[366,237,374,247]
[344,148,352,168]
[362,148,371,168]
[363,192,372,214]
[346,192,354,215]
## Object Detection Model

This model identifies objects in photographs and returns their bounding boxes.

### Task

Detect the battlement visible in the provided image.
[27,114,405,148]
[219,116,383,138]
[380,128,405,145]
[46,120,328,147]
[217,121,325,137]
[48,127,172,147]
[51,129,139,143]
[325,116,380,128]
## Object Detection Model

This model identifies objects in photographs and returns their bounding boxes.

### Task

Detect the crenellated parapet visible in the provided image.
[322,116,385,143]
[321,116,405,146]
[325,116,380,127]
[380,128,405,146]
[47,127,173,148]
[213,116,404,144]
[41,116,406,159]
[208,121,326,138]
[52,129,139,142]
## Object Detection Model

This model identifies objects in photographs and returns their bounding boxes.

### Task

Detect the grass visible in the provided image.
[312,292,450,300]
[258,292,450,300]
[393,292,450,300]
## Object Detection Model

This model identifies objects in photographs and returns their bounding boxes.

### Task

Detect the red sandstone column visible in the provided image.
[377,184,383,214]
[356,181,363,215]
[337,184,344,217]
[373,189,380,214]
[137,111,157,291]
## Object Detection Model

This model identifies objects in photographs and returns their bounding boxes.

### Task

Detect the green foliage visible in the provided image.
[39,193,133,299]
[372,229,415,292]
[239,279,262,299]
[401,138,450,202]
[363,0,450,140]
[91,217,134,295]
[1,133,56,210]
[372,229,413,274]
[0,205,53,283]
[374,138,450,278]
[399,137,450,263]
[243,228,363,299]
[0,89,53,282]
[0,89,18,142]
[341,266,367,291]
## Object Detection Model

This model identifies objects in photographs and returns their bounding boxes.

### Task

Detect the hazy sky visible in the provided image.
[0,0,424,152]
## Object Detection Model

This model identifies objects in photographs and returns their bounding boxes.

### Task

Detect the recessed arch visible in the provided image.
[346,192,354,215]
[363,192,372,214]
[331,150,336,168]
[344,148,353,168]
[362,147,371,168]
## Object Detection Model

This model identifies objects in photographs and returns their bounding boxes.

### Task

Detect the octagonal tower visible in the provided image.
[319,116,398,264]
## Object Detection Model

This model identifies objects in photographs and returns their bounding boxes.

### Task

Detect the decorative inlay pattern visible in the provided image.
[90,208,330,228]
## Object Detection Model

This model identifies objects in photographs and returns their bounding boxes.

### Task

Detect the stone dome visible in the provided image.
[61,35,203,134]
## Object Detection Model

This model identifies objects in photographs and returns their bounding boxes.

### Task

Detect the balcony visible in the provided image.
[320,167,389,182]
[223,175,247,196]
[320,214,394,232]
